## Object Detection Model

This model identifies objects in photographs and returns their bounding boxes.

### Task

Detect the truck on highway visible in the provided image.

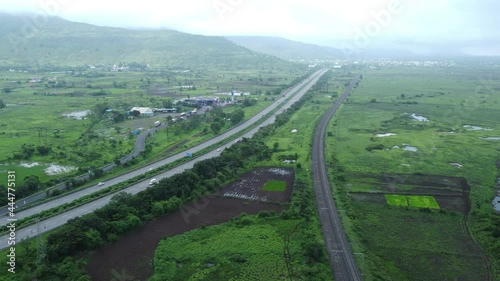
[154,121,161,127]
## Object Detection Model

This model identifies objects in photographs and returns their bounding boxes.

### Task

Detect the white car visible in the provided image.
[216,148,221,152]
[97,182,105,186]
[149,178,158,186]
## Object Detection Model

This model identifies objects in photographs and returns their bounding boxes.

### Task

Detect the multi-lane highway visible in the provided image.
[0,69,329,249]
[311,75,363,281]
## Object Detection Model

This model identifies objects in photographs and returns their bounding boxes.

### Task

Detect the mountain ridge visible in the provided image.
[0,13,293,69]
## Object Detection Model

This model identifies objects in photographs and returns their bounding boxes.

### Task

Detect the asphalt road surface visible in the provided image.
[0,69,328,249]
[311,75,363,281]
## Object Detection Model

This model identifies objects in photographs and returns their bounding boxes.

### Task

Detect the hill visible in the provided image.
[226,36,345,61]
[0,13,293,69]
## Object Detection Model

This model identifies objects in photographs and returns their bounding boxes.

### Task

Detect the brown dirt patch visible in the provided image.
[147,84,183,98]
[86,197,284,281]
[86,167,294,281]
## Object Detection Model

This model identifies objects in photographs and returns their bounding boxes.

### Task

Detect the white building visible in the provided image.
[130,107,154,116]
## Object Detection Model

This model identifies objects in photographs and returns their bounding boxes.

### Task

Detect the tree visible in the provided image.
[18,175,41,197]
[273,142,279,152]
[20,144,35,159]
[0,99,5,111]
[36,144,52,156]
[210,121,223,134]
[113,112,125,123]
[303,240,326,264]
[2,87,13,93]
[229,109,244,125]
[131,110,140,117]
[162,99,173,108]
[242,98,256,107]
[94,103,109,117]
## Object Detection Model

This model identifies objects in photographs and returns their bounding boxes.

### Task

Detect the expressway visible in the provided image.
[0,69,329,249]
[311,75,363,281]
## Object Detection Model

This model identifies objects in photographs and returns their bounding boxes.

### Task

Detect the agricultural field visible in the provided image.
[326,61,500,280]
[349,173,469,213]
[352,203,488,281]
[0,65,307,201]
[215,168,294,202]
[385,194,440,209]
[262,180,287,192]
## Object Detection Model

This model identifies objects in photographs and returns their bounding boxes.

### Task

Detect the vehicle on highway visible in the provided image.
[154,121,161,127]
[216,148,221,152]
[149,178,158,186]
[97,182,105,186]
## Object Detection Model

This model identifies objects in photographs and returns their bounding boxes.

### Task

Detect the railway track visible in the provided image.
[311,74,363,281]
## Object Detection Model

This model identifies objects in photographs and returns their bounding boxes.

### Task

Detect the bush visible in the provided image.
[365,144,385,151]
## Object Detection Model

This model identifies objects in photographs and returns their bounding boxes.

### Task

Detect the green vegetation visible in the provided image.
[0,70,340,280]
[0,14,291,69]
[152,219,295,281]
[407,195,440,209]
[325,62,500,280]
[150,69,344,281]
[353,203,488,281]
[385,195,440,209]
[262,180,286,192]
[385,194,408,207]
[0,58,307,202]
[0,13,313,204]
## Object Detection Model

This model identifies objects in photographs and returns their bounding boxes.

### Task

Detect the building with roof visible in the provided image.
[130,107,154,116]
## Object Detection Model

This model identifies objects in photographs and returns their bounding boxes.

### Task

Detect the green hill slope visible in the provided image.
[0,13,293,69]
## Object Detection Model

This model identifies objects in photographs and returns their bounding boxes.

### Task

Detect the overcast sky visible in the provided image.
[1,0,499,55]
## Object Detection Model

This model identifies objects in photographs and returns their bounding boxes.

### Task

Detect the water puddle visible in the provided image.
[463,125,493,131]
[403,146,418,152]
[493,196,500,211]
[410,113,429,122]
[375,133,397,137]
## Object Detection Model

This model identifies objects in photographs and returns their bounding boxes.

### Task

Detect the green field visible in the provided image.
[407,195,440,209]
[385,194,408,207]
[386,194,440,209]
[352,202,488,281]
[152,220,292,281]
[325,62,500,280]
[262,180,286,192]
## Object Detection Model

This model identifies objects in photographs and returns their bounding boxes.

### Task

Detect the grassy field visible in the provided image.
[385,194,408,207]
[353,202,488,281]
[407,195,440,209]
[386,195,440,209]
[262,180,286,192]
[151,219,296,281]
[325,61,500,280]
